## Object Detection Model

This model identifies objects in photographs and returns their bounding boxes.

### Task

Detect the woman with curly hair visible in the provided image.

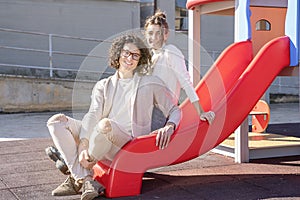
[46,34,181,200]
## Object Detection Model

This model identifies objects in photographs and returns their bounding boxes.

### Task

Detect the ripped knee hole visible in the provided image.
[47,113,68,124]
[96,118,112,134]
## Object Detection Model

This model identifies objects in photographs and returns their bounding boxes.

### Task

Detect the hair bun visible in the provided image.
[144,9,169,31]
[154,10,166,20]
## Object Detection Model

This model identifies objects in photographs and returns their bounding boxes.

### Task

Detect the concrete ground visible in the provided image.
[0,103,299,200]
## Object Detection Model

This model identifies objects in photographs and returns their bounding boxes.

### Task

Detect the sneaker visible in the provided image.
[81,179,105,200]
[52,175,82,196]
[45,146,70,175]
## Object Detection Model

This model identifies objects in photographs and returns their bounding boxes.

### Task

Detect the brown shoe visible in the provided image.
[81,179,105,200]
[52,176,82,196]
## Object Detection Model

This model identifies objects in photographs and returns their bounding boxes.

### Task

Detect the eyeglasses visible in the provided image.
[121,49,141,61]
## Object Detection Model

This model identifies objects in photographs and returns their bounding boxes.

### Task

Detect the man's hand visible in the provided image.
[200,111,215,124]
[152,122,175,150]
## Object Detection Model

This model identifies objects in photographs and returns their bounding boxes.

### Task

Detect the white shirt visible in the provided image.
[151,44,199,104]
[108,78,134,135]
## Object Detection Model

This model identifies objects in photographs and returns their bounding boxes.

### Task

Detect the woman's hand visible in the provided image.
[200,111,216,124]
[78,138,96,170]
[152,122,175,150]
[78,149,97,170]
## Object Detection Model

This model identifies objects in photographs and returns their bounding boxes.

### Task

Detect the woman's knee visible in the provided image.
[96,118,112,134]
[47,113,68,126]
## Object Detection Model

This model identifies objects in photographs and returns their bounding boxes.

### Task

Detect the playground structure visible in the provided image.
[188,0,300,162]
[93,0,299,198]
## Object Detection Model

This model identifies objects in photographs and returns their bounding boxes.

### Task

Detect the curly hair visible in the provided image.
[144,9,169,34]
[108,34,152,75]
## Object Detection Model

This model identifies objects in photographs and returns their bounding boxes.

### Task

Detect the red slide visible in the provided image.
[93,36,290,198]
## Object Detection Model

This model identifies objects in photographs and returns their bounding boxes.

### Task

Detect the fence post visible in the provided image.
[49,34,53,77]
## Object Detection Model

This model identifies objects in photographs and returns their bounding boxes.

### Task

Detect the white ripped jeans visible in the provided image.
[47,113,132,181]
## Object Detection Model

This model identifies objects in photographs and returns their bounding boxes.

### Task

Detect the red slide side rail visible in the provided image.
[186,0,225,10]
[212,36,290,146]
[93,37,290,198]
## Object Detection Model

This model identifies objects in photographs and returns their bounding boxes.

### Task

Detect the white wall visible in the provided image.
[0,0,140,78]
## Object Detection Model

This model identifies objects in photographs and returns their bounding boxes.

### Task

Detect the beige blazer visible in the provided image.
[80,72,181,140]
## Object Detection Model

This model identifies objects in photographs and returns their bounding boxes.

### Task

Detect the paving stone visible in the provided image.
[0,189,18,200]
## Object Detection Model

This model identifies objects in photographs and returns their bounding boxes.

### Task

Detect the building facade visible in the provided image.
[0,0,297,112]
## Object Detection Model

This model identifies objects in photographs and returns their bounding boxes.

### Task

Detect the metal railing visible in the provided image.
[1,27,298,96]
[0,27,113,78]
[0,27,223,80]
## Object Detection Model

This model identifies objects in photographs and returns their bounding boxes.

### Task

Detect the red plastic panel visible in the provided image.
[251,100,270,133]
